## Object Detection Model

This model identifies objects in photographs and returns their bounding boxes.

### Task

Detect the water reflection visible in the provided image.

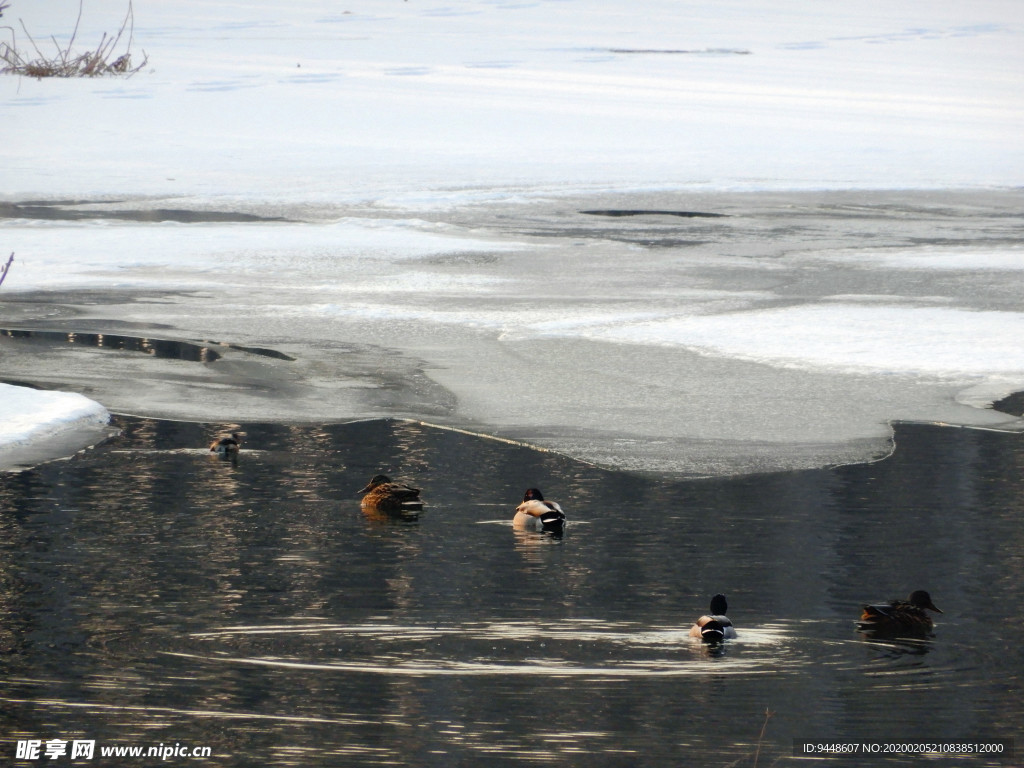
[0,328,221,362]
[0,418,1022,766]
[0,328,300,365]
[177,619,797,679]
[857,633,933,658]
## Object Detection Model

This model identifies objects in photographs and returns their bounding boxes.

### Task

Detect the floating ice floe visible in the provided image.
[0,383,111,471]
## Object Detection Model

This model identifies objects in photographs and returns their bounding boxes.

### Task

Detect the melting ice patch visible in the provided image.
[2,217,526,291]
[805,246,1024,271]
[563,304,1024,377]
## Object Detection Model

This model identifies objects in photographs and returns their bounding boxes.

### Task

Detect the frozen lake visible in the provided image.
[3,188,1024,476]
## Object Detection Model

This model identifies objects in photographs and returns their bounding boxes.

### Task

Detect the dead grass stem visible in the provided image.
[0,0,147,78]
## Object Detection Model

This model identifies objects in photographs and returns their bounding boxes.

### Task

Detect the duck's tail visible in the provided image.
[539,509,566,536]
[858,604,907,632]
[699,620,726,643]
[858,604,887,628]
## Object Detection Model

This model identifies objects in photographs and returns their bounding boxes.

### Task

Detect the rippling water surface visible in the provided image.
[1,417,1021,766]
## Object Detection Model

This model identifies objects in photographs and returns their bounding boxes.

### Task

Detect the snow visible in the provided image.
[584,304,1024,376]
[1,0,1023,473]
[3,0,1022,197]
[0,383,110,471]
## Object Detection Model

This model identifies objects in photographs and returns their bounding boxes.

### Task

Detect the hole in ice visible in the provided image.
[580,209,726,219]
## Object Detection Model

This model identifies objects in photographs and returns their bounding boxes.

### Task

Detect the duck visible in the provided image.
[358,475,424,513]
[858,590,942,634]
[514,488,566,535]
[209,432,241,454]
[689,594,736,643]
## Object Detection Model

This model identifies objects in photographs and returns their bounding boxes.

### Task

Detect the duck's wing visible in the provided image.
[516,500,546,517]
[517,500,564,520]
[860,603,889,620]
[860,600,908,622]
[385,483,422,501]
[539,501,565,524]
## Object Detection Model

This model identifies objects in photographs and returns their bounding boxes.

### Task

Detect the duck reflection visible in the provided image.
[361,505,421,525]
[510,526,563,561]
[857,633,933,657]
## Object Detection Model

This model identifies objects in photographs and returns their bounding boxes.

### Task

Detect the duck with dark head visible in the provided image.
[514,487,566,536]
[689,594,736,643]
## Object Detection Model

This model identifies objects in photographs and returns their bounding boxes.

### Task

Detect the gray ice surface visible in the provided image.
[3,188,1023,476]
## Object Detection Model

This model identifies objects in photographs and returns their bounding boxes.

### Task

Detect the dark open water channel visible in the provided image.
[1,416,1021,766]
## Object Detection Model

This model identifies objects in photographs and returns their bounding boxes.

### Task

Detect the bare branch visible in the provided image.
[0,253,14,290]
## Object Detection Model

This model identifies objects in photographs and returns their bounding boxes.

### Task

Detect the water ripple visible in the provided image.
[178,619,804,678]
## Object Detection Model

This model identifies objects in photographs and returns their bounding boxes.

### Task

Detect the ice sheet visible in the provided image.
[1,1,1023,473]
[3,190,1023,475]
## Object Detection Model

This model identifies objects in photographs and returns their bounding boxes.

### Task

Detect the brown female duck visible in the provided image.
[858,590,942,634]
[359,475,424,513]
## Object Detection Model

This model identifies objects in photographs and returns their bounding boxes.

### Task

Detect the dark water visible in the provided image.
[1,417,1021,766]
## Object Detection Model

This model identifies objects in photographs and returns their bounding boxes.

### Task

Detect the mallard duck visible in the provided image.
[209,432,241,454]
[514,488,566,535]
[858,590,942,634]
[689,594,736,643]
[358,475,423,513]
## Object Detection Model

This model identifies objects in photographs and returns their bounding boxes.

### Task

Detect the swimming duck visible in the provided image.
[358,475,424,513]
[514,488,566,535]
[209,432,241,454]
[858,590,942,634]
[689,594,736,643]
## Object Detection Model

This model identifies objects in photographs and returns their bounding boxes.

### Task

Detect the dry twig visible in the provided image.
[752,707,774,767]
[0,0,147,78]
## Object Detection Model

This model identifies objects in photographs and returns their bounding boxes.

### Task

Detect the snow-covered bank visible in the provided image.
[0,383,111,471]
[1,0,1021,198]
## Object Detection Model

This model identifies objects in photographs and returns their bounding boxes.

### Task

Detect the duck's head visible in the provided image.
[523,488,545,502]
[908,590,942,613]
[359,475,392,494]
[709,593,728,615]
